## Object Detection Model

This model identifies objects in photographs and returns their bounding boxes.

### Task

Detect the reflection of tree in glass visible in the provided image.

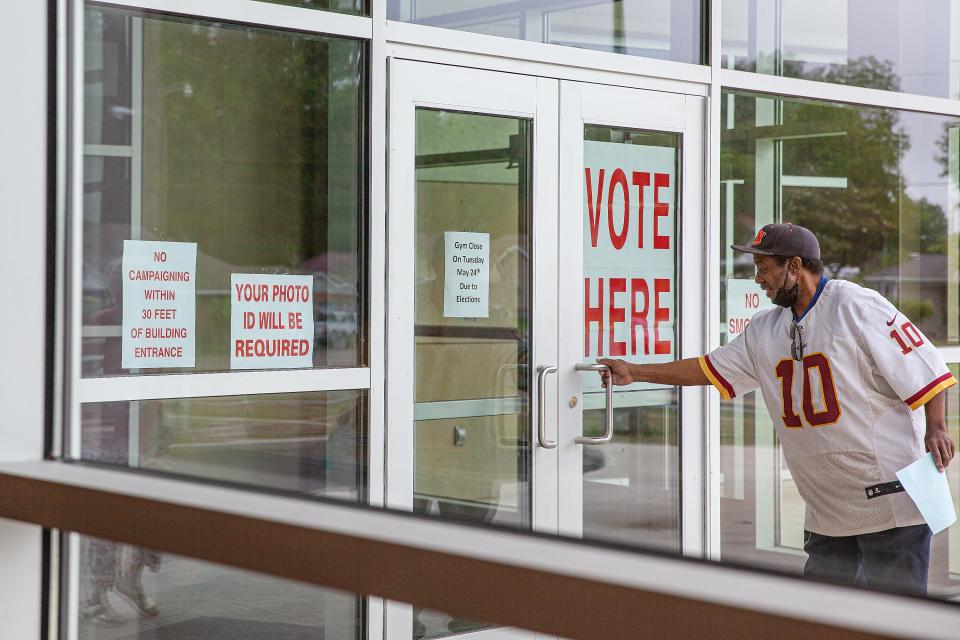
[777,58,906,280]
[722,57,960,340]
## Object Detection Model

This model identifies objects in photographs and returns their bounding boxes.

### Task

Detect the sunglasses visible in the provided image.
[790,321,806,361]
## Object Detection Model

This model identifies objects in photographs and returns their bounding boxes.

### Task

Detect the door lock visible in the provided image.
[569,396,578,408]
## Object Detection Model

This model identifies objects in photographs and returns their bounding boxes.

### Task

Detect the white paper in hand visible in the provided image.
[896,452,957,535]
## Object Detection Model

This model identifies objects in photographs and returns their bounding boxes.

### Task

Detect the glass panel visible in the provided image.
[581,126,681,553]
[388,0,702,64]
[85,9,132,146]
[946,364,960,586]
[258,0,366,15]
[80,391,366,500]
[721,91,960,346]
[412,109,531,637]
[76,535,362,638]
[721,0,960,99]
[81,5,365,376]
[719,90,960,593]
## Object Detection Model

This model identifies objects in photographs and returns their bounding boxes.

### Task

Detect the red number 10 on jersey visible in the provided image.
[775,354,842,428]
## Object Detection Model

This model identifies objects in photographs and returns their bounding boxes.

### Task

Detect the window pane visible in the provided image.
[80,391,366,500]
[76,535,363,638]
[258,0,366,15]
[388,0,702,64]
[413,109,532,535]
[720,91,960,345]
[581,125,682,553]
[81,6,366,376]
[410,109,531,638]
[85,9,132,146]
[720,91,960,595]
[722,0,960,99]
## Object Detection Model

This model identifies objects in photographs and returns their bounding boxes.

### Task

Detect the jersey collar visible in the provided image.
[793,276,829,322]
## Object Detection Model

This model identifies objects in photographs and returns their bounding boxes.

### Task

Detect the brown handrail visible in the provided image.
[0,462,921,640]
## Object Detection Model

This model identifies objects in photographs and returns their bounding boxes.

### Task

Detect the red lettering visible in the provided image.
[632,171,650,248]
[585,278,604,356]
[653,278,671,355]
[902,322,924,347]
[607,169,629,250]
[608,278,627,356]
[776,359,803,428]
[585,168,605,248]
[653,173,670,250]
[630,278,649,355]
[803,354,841,425]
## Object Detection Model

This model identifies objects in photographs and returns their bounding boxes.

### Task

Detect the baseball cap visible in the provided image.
[731,223,820,260]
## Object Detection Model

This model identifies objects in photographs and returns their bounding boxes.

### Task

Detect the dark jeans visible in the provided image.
[803,524,931,595]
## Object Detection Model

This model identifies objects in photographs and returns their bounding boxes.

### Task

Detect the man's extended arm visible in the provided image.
[924,390,955,471]
[597,357,710,388]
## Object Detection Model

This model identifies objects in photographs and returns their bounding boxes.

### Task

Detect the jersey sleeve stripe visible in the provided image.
[905,373,958,410]
[699,355,735,400]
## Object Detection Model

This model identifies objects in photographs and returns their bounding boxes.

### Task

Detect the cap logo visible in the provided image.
[751,230,766,247]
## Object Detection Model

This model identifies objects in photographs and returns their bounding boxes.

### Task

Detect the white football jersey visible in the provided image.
[701,278,957,536]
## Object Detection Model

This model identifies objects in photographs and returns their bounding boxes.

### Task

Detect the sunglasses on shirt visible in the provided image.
[790,321,806,361]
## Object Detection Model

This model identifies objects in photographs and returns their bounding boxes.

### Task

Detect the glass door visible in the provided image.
[387,60,557,640]
[556,82,706,555]
[387,64,706,639]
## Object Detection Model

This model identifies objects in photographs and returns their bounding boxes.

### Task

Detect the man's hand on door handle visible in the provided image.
[596,357,711,388]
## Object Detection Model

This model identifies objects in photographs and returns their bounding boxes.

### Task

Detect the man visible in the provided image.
[599,222,956,595]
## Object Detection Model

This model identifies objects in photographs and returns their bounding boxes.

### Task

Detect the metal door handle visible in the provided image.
[574,363,613,445]
[537,365,558,449]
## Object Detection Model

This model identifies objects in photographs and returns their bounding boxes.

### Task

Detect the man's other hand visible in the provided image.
[925,429,955,472]
[597,359,634,387]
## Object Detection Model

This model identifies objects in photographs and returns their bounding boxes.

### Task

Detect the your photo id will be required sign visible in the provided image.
[231,274,314,370]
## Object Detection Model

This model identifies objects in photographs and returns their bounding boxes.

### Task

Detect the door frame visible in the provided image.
[385,57,709,640]
[385,58,559,640]
[556,80,707,555]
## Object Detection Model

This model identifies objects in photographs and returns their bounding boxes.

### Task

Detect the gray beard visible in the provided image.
[773,281,799,309]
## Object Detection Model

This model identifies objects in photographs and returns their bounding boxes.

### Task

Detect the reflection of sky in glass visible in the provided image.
[722,0,960,100]
[389,0,702,64]
[901,114,951,214]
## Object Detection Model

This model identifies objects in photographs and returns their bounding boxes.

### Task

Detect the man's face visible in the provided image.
[754,254,788,300]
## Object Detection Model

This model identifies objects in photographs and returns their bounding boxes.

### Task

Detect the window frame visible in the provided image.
[5,0,960,637]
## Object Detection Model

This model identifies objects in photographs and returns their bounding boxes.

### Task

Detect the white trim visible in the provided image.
[5,460,960,640]
[721,69,960,117]
[66,530,80,640]
[0,3,48,638]
[387,21,710,95]
[83,144,132,157]
[92,0,372,39]
[780,176,847,188]
[68,0,85,460]
[385,58,418,515]
[680,96,707,558]
[367,0,387,517]
[556,78,582,539]
[81,325,122,338]
[413,397,524,421]
[705,0,723,562]
[531,73,560,538]
[76,368,371,403]
[52,0,69,460]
